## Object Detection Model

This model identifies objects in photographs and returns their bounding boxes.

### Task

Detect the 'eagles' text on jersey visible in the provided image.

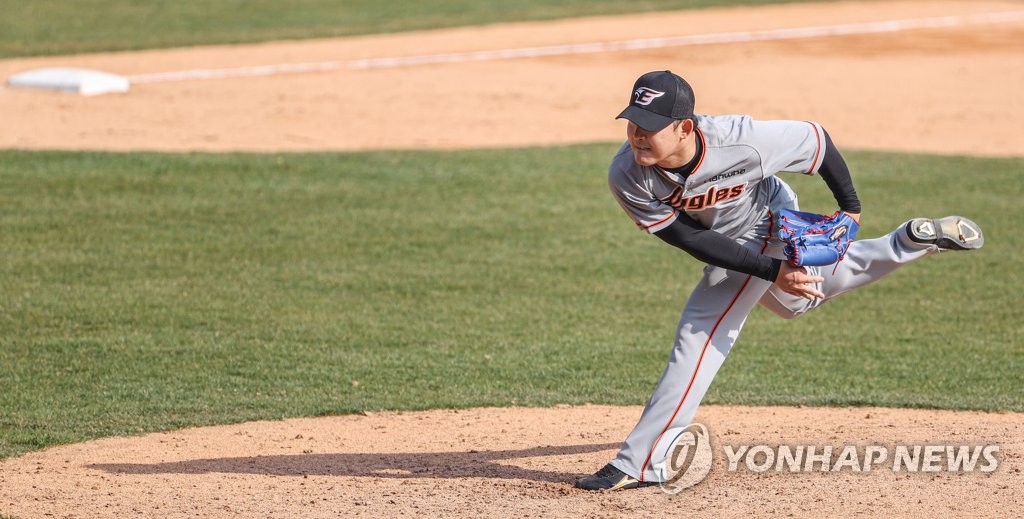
[608,115,826,239]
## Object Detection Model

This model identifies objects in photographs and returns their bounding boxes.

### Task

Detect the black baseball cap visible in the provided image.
[616,70,695,132]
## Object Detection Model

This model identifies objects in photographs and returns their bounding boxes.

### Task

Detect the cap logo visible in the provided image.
[633,87,665,106]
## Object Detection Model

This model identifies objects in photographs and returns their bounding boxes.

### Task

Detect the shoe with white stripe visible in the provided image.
[906,216,984,251]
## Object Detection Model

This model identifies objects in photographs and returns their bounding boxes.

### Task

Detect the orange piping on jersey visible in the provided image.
[691,127,707,177]
[638,212,774,481]
[642,211,677,231]
[804,121,822,175]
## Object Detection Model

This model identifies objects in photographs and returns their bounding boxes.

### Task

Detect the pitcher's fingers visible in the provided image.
[806,286,825,299]
[804,274,824,298]
[802,273,825,284]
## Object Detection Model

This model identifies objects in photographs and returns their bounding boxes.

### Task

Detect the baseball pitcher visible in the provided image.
[575,70,984,491]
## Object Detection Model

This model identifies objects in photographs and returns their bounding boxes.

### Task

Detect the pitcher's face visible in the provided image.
[626,120,693,168]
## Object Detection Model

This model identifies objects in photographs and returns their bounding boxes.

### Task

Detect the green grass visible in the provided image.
[0,147,1021,459]
[0,0,830,58]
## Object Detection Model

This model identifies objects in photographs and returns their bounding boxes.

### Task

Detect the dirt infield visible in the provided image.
[2,1,1023,517]
[1,0,1022,155]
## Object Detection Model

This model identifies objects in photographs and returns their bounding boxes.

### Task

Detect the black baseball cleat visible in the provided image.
[906,216,984,251]
[574,463,657,491]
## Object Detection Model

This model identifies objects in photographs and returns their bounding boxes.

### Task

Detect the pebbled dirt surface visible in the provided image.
[1,405,1021,518]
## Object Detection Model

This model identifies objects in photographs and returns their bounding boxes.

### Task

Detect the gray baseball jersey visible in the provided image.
[609,114,826,239]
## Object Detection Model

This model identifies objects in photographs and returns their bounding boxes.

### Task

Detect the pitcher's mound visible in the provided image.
[1,404,1021,518]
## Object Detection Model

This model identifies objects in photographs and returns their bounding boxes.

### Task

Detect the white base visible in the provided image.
[6,67,130,96]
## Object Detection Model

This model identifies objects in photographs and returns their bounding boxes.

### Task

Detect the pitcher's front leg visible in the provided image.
[610,266,772,482]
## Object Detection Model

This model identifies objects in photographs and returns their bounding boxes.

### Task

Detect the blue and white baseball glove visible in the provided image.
[778,209,859,267]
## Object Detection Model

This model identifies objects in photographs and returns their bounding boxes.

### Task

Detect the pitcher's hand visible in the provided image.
[775,263,824,300]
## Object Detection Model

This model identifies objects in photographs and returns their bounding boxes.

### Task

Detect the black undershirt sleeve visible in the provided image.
[654,212,783,282]
[818,128,861,214]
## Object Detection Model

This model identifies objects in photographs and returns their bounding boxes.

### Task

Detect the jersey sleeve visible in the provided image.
[608,163,677,234]
[749,119,827,177]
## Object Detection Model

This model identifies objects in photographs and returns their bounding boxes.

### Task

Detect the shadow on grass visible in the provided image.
[87,442,620,484]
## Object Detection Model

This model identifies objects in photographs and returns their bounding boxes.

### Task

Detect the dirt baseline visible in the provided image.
[1,0,1023,517]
